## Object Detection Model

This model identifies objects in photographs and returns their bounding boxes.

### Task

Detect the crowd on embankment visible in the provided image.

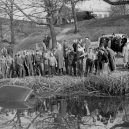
[0,34,128,78]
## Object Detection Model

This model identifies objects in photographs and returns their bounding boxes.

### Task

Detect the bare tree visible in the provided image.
[0,0,17,44]
[71,0,78,33]
[12,0,64,49]
[64,0,80,33]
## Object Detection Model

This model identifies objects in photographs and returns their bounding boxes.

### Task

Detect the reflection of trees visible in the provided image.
[0,96,128,129]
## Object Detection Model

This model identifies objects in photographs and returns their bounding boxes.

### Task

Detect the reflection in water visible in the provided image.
[0,96,129,129]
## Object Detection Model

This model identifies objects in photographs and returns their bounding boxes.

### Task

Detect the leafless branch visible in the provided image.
[13,2,49,25]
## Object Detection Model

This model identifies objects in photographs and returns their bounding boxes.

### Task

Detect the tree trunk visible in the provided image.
[47,16,57,49]
[71,0,78,33]
[10,0,15,44]
[44,0,57,50]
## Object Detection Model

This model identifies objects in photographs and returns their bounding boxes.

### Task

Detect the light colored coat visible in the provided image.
[55,49,64,69]
[122,45,129,64]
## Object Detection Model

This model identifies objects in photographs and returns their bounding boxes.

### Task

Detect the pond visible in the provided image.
[0,95,129,129]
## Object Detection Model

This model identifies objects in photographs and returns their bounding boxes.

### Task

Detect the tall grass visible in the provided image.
[1,74,129,98]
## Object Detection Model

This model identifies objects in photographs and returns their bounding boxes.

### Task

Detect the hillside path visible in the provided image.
[56,27,73,40]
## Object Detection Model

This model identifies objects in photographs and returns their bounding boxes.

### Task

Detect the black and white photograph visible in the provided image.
[0,0,129,129]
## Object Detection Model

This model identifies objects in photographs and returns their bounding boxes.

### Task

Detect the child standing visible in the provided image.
[49,52,57,76]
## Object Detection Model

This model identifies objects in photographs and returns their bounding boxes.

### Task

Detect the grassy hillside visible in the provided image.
[66,14,129,41]
[14,14,129,52]
[14,27,63,53]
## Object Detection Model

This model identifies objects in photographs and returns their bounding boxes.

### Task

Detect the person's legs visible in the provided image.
[65,58,69,74]
[30,63,34,76]
[52,66,55,75]
[19,66,23,78]
[80,59,84,76]
[94,60,98,74]
[40,63,44,76]
[69,65,72,75]
[49,66,52,75]
[39,63,43,76]
[89,60,94,73]
[73,63,77,76]
[85,58,90,76]
[77,60,80,76]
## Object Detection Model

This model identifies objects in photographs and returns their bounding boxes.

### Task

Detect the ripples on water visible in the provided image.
[0,96,129,129]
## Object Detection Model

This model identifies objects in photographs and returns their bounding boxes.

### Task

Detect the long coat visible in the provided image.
[107,48,116,71]
[122,45,129,64]
[55,50,64,69]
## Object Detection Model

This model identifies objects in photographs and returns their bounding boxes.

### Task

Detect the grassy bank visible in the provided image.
[1,72,129,98]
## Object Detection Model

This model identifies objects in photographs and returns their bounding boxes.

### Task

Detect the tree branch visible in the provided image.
[13,2,49,26]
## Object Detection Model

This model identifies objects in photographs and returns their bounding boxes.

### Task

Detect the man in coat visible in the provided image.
[55,46,64,75]
[25,52,34,76]
[34,50,43,76]
[15,54,25,77]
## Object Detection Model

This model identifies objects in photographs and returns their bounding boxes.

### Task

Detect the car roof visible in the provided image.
[101,34,125,38]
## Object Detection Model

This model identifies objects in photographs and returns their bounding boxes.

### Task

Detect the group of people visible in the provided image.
[1,34,128,78]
